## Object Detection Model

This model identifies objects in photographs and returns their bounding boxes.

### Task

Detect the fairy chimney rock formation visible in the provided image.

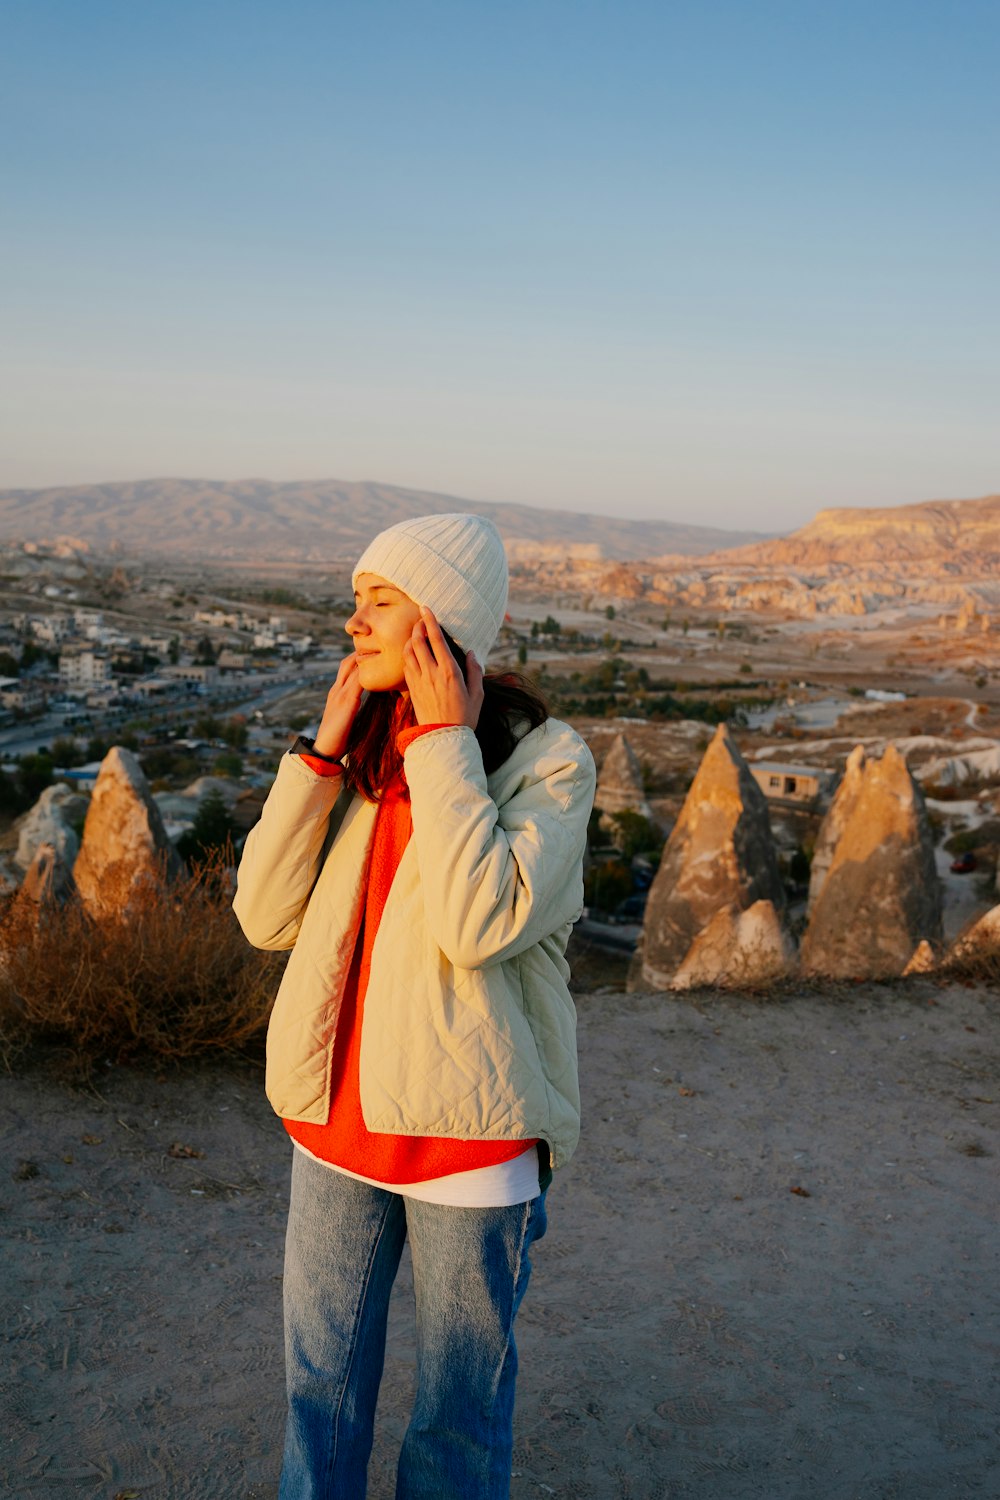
[20,841,76,906]
[74,746,184,916]
[596,733,653,819]
[636,724,792,990]
[800,744,942,978]
[807,744,866,907]
[949,904,1000,963]
[15,783,88,872]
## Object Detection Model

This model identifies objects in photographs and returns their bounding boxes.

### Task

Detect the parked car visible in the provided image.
[950,851,977,874]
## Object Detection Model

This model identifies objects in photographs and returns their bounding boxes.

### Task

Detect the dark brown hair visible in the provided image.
[343,629,549,803]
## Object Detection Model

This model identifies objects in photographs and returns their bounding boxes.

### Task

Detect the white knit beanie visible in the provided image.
[352,512,509,665]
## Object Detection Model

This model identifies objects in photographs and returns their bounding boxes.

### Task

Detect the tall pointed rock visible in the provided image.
[596,733,653,819]
[20,841,76,906]
[636,725,791,990]
[800,744,941,978]
[807,744,866,908]
[74,747,184,917]
[15,783,87,871]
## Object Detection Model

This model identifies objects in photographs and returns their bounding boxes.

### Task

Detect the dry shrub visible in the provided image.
[940,937,1000,988]
[0,850,284,1067]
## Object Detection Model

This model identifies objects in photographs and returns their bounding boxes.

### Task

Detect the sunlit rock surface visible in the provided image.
[949,905,1000,962]
[20,841,75,906]
[635,725,791,991]
[801,745,942,978]
[15,783,87,872]
[74,747,184,916]
[596,732,653,820]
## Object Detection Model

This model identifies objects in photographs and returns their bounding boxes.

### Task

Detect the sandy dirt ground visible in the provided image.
[2,981,998,1500]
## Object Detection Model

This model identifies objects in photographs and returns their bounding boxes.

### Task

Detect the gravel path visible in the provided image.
[2,980,998,1499]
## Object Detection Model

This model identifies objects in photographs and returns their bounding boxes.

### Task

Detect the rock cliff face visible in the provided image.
[948,905,1000,962]
[15,784,88,872]
[718,493,1000,570]
[74,747,184,916]
[800,745,941,978]
[20,842,75,906]
[636,725,792,990]
[508,492,1000,617]
[596,733,653,820]
[807,745,865,907]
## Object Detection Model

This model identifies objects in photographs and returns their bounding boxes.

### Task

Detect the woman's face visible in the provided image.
[346,573,422,692]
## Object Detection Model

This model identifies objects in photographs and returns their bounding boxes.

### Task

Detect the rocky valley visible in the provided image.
[2,481,1000,989]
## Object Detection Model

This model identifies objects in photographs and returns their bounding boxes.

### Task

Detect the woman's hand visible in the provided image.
[312,653,363,759]
[403,607,484,729]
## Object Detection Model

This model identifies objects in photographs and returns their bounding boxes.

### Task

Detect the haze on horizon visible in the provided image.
[2,1,998,533]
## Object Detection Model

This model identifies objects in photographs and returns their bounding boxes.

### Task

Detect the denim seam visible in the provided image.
[325,1193,397,1493]
[480,1197,532,1497]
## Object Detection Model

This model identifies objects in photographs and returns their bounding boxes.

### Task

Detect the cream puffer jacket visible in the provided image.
[233,718,596,1170]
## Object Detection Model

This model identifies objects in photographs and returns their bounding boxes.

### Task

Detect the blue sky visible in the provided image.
[2,0,998,530]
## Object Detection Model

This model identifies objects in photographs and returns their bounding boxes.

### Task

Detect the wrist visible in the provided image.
[292,735,342,765]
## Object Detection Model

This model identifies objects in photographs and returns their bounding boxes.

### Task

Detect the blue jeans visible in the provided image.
[279,1147,548,1500]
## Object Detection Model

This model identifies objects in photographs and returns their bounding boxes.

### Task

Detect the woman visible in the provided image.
[234,512,596,1499]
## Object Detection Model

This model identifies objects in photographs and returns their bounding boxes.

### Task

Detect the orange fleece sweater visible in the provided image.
[285,725,534,1182]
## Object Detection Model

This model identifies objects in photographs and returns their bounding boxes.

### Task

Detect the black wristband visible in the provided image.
[291,735,341,766]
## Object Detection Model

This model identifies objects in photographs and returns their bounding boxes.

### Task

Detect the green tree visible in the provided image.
[177,788,237,866]
[605,604,616,621]
[0,769,28,815]
[167,636,180,665]
[50,737,84,767]
[17,753,54,802]
[609,810,663,862]
[212,750,243,777]
[19,640,50,669]
[517,642,528,666]
[586,804,606,849]
[583,859,632,913]
[194,635,217,664]
[221,716,249,749]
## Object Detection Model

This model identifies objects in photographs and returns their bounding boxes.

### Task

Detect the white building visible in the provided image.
[195,609,241,629]
[30,616,71,645]
[59,649,111,687]
[0,678,47,713]
[217,650,252,671]
[163,663,219,686]
[750,763,835,807]
[128,677,176,700]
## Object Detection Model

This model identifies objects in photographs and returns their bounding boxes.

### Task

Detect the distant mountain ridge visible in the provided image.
[503,490,1000,619]
[708,493,1000,569]
[0,477,765,563]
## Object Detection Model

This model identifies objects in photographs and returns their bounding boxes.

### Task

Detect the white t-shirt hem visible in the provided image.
[292,1140,541,1207]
